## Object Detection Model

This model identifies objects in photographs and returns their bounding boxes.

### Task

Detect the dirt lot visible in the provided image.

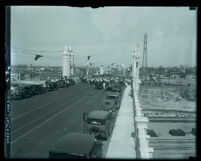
[139,84,196,112]
[139,83,196,159]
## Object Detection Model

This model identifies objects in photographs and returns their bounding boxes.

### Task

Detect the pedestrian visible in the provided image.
[103,81,106,90]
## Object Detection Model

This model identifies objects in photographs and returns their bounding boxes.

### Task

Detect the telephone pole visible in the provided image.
[142,33,148,81]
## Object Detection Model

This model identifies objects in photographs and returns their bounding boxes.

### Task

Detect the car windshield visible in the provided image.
[107,95,116,99]
[87,119,106,125]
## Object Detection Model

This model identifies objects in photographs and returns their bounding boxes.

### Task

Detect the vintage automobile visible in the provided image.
[68,78,75,86]
[100,99,116,116]
[94,81,103,89]
[31,84,46,95]
[106,92,121,109]
[118,78,125,86]
[45,81,55,91]
[57,79,68,88]
[49,132,102,159]
[105,81,113,91]
[111,84,121,93]
[10,84,33,99]
[11,80,47,99]
[83,110,114,139]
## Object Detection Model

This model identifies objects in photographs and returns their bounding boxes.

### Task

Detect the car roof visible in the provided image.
[18,84,33,88]
[50,132,95,155]
[88,110,109,119]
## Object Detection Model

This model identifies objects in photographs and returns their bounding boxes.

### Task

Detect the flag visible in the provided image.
[35,54,43,61]
[87,56,91,60]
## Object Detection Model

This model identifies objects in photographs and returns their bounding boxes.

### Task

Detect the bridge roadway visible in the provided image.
[10,83,111,158]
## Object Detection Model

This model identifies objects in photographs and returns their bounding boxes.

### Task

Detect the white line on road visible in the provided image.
[11,89,92,133]
[11,90,96,144]
[11,87,91,121]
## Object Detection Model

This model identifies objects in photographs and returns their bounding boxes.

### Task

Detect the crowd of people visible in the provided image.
[80,75,131,90]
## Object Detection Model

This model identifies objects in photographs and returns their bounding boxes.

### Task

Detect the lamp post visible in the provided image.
[70,52,74,76]
[132,46,140,91]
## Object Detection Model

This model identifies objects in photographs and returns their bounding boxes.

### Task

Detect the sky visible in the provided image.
[10,6,197,67]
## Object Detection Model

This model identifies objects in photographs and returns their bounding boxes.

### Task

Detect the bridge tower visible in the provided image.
[100,65,104,75]
[62,45,71,78]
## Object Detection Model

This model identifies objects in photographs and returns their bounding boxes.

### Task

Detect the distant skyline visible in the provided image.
[10,6,197,67]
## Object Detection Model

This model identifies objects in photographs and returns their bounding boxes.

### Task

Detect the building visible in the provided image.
[185,74,196,80]
[11,73,25,80]
[39,68,62,80]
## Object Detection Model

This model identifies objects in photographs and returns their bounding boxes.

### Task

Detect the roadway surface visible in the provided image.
[10,83,111,158]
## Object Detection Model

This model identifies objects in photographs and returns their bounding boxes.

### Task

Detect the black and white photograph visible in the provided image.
[5,6,197,159]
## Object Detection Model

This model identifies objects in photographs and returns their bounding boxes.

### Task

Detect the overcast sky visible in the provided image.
[11,6,197,67]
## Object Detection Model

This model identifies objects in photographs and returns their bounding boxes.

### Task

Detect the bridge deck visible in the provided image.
[106,85,136,159]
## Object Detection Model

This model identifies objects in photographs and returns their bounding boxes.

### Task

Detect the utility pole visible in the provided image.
[142,33,148,81]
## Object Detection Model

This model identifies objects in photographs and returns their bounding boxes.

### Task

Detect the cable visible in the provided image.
[8,50,62,58]
[7,46,63,53]
[7,46,131,58]
[8,46,133,67]
[12,51,61,60]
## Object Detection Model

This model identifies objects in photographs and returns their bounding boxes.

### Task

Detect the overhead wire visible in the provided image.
[7,46,131,58]
[8,46,132,66]
[7,46,63,53]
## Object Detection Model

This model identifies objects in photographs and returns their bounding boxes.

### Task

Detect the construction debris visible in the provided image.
[139,86,196,112]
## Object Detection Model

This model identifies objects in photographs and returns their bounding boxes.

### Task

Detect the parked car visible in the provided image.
[10,84,33,99]
[49,132,102,159]
[57,79,68,88]
[100,99,116,118]
[68,78,75,86]
[105,82,113,91]
[94,81,103,89]
[106,92,121,109]
[112,84,121,93]
[83,110,114,139]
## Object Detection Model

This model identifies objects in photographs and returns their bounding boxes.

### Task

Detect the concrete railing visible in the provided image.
[131,82,154,159]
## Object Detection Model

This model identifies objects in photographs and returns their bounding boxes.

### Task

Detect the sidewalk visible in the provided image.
[106,85,136,159]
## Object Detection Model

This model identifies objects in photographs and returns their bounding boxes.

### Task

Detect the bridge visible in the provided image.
[9,47,154,159]
[105,47,153,159]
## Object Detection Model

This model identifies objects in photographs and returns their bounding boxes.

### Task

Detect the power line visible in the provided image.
[7,46,131,58]
[7,46,63,54]
[11,52,62,61]
[9,50,61,58]
[8,46,133,66]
